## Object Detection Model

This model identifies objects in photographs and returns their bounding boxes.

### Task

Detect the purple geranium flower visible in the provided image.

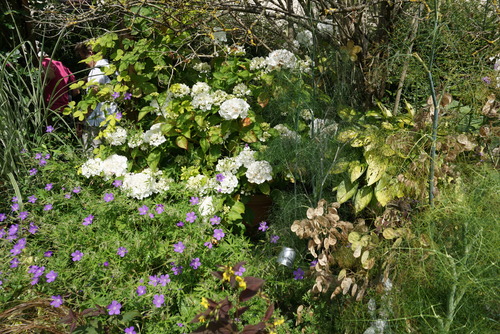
[213,228,225,241]
[19,211,29,220]
[35,153,42,160]
[111,92,120,99]
[482,76,491,85]
[136,285,147,296]
[103,193,114,202]
[10,257,19,268]
[43,204,53,211]
[64,193,72,199]
[204,241,213,249]
[189,197,199,205]
[39,159,47,166]
[152,294,164,307]
[176,221,184,227]
[11,203,19,211]
[107,300,122,315]
[71,250,84,261]
[83,215,94,226]
[293,268,305,280]
[46,125,54,133]
[216,173,225,182]
[210,215,221,225]
[115,112,123,120]
[50,295,63,307]
[46,270,58,283]
[138,205,149,215]
[44,251,53,257]
[29,168,38,176]
[124,326,136,334]
[235,266,246,276]
[270,235,280,243]
[123,92,132,100]
[190,258,201,269]
[172,265,183,275]
[155,204,164,214]
[173,241,185,253]
[28,222,38,234]
[185,211,197,223]
[45,183,53,191]
[28,195,37,203]
[73,187,81,193]
[112,180,122,187]
[117,247,128,257]
[148,275,159,286]
[258,221,269,232]
[0,213,6,222]
[158,274,170,286]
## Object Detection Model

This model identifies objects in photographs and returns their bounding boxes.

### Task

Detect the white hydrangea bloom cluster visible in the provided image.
[218,173,239,194]
[211,90,231,106]
[191,82,211,96]
[232,83,251,97]
[121,169,170,199]
[235,146,256,168]
[274,124,300,141]
[265,49,297,69]
[245,160,273,184]
[250,57,267,71]
[191,92,214,111]
[186,174,217,195]
[104,126,127,146]
[81,157,103,178]
[215,157,240,174]
[169,83,190,98]
[143,123,167,147]
[128,132,145,148]
[101,154,128,180]
[193,62,211,73]
[296,30,313,48]
[218,98,250,120]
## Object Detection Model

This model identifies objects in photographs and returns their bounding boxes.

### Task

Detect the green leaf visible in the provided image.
[175,136,188,150]
[365,153,387,186]
[228,201,245,221]
[336,178,358,204]
[354,186,373,213]
[121,310,141,322]
[374,174,394,207]
[241,130,258,143]
[200,138,209,153]
[147,149,161,170]
[350,161,366,182]
[258,182,270,195]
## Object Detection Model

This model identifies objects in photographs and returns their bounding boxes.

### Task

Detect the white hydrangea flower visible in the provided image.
[193,62,211,73]
[191,82,211,96]
[266,49,297,69]
[199,196,216,217]
[215,157,241,174]
[246,160,273,184]
[218,98,250,120]
[236,146,256,168]
[104,126,127,146]
[218,172,239,194]
[191,92,214,111]
[296,30,313,48]
[81,158,103,178]
[232,83,251,97]
[144,123,167,147]
[128,132,145,148]
[250,57,266,71]
[169,83,190,98]
[274,124,300,140]
[121,171,157,199]
[211,90,231,106]
[155,177,171,193]
[185,174,216,195]
[101,154,128,180]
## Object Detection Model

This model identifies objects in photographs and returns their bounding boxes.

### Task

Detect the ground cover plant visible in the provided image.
[1,0,499,333]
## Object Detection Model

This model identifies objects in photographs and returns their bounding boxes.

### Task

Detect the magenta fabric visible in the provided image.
[42,58,76,112]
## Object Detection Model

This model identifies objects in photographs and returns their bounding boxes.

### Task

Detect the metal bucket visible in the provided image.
[277,247,296,267]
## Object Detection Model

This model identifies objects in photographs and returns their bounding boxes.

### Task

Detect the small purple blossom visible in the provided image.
[28,195,37,203]
[115,112,123,120]
[64,193,72,199]
[71,250,84,261]
[138,205,149,215]
[482,76,491,84]
[204,241,213,249]
[112,180,122,187]
[213,228,225,241]
[10,258,19,268]
[111,92,120,99]
[270,235,280,243]
[124,326,136,334]
[176,221,184,227]
[173,241,185,253]
[149,213,154,219]
[293,268,305,280]
[185,211,197,223]
[46,125,54,133]
[11,203,19,211]
[123,92,132,100]
[43,204,53,211]
[103,193,114,202]
[117,247,128,257]
[73,187,81,193]
[235,266,246,276]
[177,323,184,327]
[155,204,164,214]
[83,214,94,226]
[29,168,38,176]
[310,259,318,267]
[39,159,47,166]
[46,270,58,283]
[19,211,29,220]
[0,213,6,221]
[172,266,183,275]
[103,261,109,267]
[153,294,165,307]
[216,173,225,182]
[190,258,201,270]
[12,196,18,202]
[44,153,51,159]
[44,251,53,257]
[137,285,147,296]
[258,221,269,232]
[50,295,63,307]
[45,183,53,191]
[107,300,122,315]
[148,275,159,286]
[28,222,38,234]
[35,153,42,160]
[189,197,199,205]
[158,274,170,286]
[210,215,221,225]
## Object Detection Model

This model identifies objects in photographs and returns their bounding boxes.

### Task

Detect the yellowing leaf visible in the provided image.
[354,186,373,213]
[336,179,358,204]
[365,153,387,186]
[350,161,366,182]
[175,136,188,150]
[382,228,398,239]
